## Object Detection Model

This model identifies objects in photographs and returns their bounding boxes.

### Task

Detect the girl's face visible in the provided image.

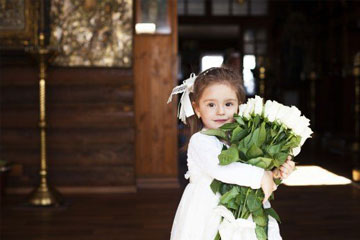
[194,83,239,130]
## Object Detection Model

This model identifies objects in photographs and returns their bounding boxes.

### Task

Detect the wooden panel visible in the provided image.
[134,0,178,181]
[4,144,134,165]
[1,85,133,104]
[7,165,135,187]
[1,128,135,148]
[1,103,134,128]
[0,67,133,86]
[0,67,136,188]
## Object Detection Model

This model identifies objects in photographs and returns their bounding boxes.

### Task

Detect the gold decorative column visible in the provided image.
[26,33,63,206]
[258,56,266,98]
[259,66,266,97]
[352,53,360,182]
[26,0,63,206]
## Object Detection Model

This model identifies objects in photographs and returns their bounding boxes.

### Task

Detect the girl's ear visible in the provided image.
[192,101,201,118]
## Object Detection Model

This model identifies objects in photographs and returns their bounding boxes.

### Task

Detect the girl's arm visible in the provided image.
[188,133,264,189]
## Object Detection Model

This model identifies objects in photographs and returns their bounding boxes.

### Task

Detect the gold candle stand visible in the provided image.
[26,33,63,206]
[259,66,266,97]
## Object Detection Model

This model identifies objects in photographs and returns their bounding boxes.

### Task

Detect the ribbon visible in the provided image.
[167,73,197,124]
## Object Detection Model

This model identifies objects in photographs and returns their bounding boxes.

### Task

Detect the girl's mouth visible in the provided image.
[214,119,227,123]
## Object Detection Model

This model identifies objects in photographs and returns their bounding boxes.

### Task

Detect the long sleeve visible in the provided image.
[188,132,264,189]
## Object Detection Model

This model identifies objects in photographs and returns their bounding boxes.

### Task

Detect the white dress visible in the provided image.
[170,132,282,240]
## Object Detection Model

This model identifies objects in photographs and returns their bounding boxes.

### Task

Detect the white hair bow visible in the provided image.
[167,73,197,124]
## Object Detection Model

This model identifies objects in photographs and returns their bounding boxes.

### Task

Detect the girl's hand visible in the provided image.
[261,171,277,204]
[279,156,296,180]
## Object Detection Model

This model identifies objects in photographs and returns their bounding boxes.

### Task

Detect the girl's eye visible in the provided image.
[225,102,233,107]
[208,103,215,107]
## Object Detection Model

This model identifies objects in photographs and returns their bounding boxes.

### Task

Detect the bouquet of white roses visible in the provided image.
[203,96,312,240]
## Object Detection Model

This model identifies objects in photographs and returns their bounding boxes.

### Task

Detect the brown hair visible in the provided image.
[182,67,246,150]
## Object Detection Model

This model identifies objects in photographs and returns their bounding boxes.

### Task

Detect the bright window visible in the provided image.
[243,55,256,95]
[201,55,224,72]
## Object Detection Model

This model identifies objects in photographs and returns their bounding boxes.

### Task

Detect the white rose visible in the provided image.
[239,103,251,119]
[275,104,291,126]
[282,106,302,130]
[292,116,310,136]
[243,98,255,118]
[300,127,313,146]
[253,95,263,115]
[292,146,301,156]
[238,104,246,117]
[264,100,281,122]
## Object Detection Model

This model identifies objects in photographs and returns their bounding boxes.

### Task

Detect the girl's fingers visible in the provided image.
[263,192,270,204]
[287,159,295,168]
[273,169,281,178]
[281,164,291,173]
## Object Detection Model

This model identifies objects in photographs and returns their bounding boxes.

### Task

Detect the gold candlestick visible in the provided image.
[259,66,266,97]
[26,33,63,206]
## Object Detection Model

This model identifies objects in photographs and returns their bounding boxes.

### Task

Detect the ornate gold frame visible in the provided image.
[0,0,38,48]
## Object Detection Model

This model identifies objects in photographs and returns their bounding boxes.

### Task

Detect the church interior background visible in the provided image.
[1,0,360,239]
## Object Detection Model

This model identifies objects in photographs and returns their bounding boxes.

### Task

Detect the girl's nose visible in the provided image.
[217,106,225,115]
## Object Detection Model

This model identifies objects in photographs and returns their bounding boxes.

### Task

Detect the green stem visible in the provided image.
[239,188,251,219]
[271,126,283,145]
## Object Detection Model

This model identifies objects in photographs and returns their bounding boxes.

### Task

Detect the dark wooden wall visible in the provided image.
[0,0,180,192]
[1,65,136,192]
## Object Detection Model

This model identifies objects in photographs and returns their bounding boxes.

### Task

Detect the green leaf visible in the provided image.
[210,179,222,194]
[227,198,239,210]
[218,144,239,165]
[274,152,288,166]
[246,144,264,159]
[255,225,268,240]
[252,207,265,217]
[234,114,246,126]
[269,192,275,201]
[274,178,282,185]
[249,127,260,147]
[265,208,281,223]
[241,130,253,148]
[238,148,248,162]
[231,127,249,143]
[283,135,301,149]
[253,115,261,128]
[277,132,286,142]
[240,186,249,195]
[242,208,251,219]
[220,183,233,195]
[220,187,239,205]
[247,157,273,169]
[220,122,239,131]
[235,192,245,205]
[214,231,221,240]
[202,129,227,141]
[270,128,277,138]
[257,121,267,146]
[253,214,268,227]
[246,191,262,212]
[265,143,283,157]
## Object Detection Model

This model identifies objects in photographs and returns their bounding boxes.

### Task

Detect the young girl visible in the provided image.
[167,67,295,240]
